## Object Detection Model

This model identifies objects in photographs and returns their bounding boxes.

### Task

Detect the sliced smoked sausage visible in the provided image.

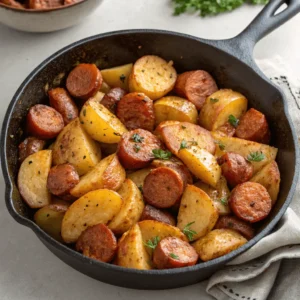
[235,108,270,144]
[175,70,218,110]
[116,92,155,131]
[215,215,255,240]
[117,129,162,169]
[140,205,176,226]
[48,87,78,125]
[76,224,117,263]
[143,167,184,209]
[100,87,126,114]
[153,237,198,269]
[1,0,24,8]
[47,163,79,200]
[28,0,63,9]
[215,122,236,137]
[229,182,272,223]
[218,152,253,187]
[66,64,103,100]
[26,104,64,139]
[18,137,45,163]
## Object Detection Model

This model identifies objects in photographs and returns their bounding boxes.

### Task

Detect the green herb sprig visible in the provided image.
[183,221,197,241]
[144,236,160,250]
[152,149,172,160]
[247,151,265,162]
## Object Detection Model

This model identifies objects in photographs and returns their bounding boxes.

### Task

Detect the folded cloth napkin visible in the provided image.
[206,56,300,300]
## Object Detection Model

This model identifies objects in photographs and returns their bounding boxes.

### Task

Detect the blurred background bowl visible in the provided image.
[0,0,103,33]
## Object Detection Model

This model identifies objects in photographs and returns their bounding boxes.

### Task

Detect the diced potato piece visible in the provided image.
[199,89,248,131]
[117,224,152,270]
[129,55,177,100]
[212,133,278,175]
[52,118,101,176]
[80,98,127,144]
[177,185,219,241]
[70,154,125,198]
[178,146,221,187]
[127,168,152,189]
[18,150,52,209]
[101,63,133,91]
[194,176,231,215]
[61,189,122,243]
[138,220,188,256]
[154,96,198,125]
[108,179,144,234]
[250,161,280,205]
[92,91,105,102]
[99,81,111,94]
[192,229,247,261]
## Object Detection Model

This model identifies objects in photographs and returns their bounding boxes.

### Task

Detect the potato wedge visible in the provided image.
[129,55,177,100]
[250,160,280,205]
[99,81,111,94]
[80,98,127,143]
[177,185,219,241]
[160,122,216,155]
[212,133,278,175]
[138,220,188,256]
[108,179,144,234]
[52,118,101,176]
[101,63,133,91]
[154,96,198,125]
[199,89,248,131]
[192,229,247,261]
[34,203,69,242]
[178,146,221,187]
[70,154,126,198]
[194,176,231,215]
[61,189,122,243]
[117,224,152,270]
[127,168,152,189]
[92,91,105,102]
[18,150,52,209]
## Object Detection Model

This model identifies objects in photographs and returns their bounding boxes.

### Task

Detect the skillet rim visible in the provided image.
[1,29,299,276]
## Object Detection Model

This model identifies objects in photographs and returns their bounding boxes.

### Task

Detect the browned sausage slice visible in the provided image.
[229,182,272,223]
[76,224,117,263]
[18,137,45,163]
[1,0,24,8]
[143,167,184,209]
[48,88,78,125]
[66,64,103,100]
[153,237,198,269]
[215,122,236,137]
[175,70,218,110]
[117,129,162,169]
[140,205,176,226]
[236,108,270,144]
[215,215,255,240]
[218,152,253,188]
[116,92,155,131]
[28,0,63,9]
[100,87,126,114]
[26,104,64,139]
[47,163,79,200]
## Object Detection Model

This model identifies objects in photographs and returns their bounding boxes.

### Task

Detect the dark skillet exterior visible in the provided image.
[1,0,300,290]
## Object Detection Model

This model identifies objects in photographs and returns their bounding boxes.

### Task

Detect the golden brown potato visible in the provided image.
[108,179,144,235]
[192,229,247,261]
[117,224,152,269]
[154,96,198,125]
[177,185,219,241]
[99,81,111,94]
[18,150,52,209]
[194,176,231,215]
[199,89,248,131]
[126,168,152,189]
[70,154,126,198]
[61,189,122,243]
[250,160,280,205]
[129,55,177,100]
[52,118,102,176]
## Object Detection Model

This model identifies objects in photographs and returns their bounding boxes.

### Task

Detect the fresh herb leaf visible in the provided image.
[152,149,172,160]
[215,140,225,151]
[169,253,179,259]
[180,140,187,149]
[133,144,141,153]
[183,221,197,241]
[247,151,265,162]
[131,133,144,143]
[220,197,228,206]
[144,236,160,250]
[210,98,219,103]
[228,115,239,128]
[120,74,126,83]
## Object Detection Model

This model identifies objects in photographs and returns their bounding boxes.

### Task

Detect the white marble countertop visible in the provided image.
[1,1,300,299]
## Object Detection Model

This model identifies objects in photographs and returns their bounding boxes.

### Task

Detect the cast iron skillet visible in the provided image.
[1,0,300,290]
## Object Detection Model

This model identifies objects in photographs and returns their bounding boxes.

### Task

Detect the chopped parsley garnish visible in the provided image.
[152,149,172,160]
[144,236,160,250]
[120,74,126,83]
[215,140,225,151]
[228,115,239,128]
[133,144,141,153]
[169,253,179,260]
[220,197,228,206]
[183,221,197,241]
[247,151,265,162]
[180,140,187,149]
[131,133,144,143]
[210,98,219,103]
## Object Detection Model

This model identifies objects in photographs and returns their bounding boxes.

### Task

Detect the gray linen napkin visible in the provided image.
[206,57,300,300]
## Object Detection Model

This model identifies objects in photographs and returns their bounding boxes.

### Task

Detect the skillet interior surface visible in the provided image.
[1,30,299,289]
